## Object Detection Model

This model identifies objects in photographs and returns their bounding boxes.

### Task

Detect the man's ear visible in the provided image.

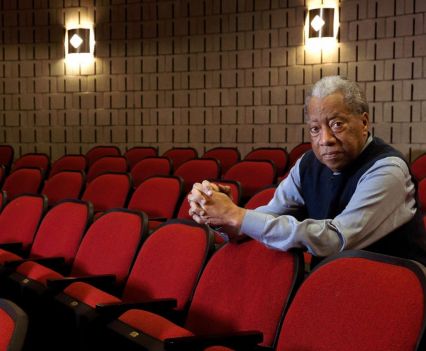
[362,112,369,126]
[361,112,369,135]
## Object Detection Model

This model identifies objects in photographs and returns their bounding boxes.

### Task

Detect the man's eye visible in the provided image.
[310,126,320,135]
[330,121,344,131]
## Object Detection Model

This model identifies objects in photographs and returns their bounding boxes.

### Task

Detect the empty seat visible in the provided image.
[245,147,288,177]
[0,194,47,254]
[52,220,214,349]
[107,239,304,350]
[81,173,132,214]
[174,158,221,193]
[42,171,85,207]
[204,250,426,351]
[2,168,44,200]
[163,147,198,171]
[128,176,183,230]
[288,142,312,169]
[8,209,148,303]
[0,145,14,173]
[223,161,276,202]
[130,157,172,189]
[0,298,28,351]
[86,156,128,183]
[202,147,241,175]
[277,250,426,351]
[124,147,158,169]
[85,145,121,168]
[0,200,92,270]
[49,154,86,178]
[411,153,426,181]
[12,153,50,174]
[244,185,276,209]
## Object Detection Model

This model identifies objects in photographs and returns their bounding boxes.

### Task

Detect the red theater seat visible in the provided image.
[107,239,303,350]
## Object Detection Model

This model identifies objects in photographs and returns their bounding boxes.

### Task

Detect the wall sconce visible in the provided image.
[305,5,339,52]
[65,26,95,66]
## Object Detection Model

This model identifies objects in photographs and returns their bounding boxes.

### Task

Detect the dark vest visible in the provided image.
[300,137,426,265]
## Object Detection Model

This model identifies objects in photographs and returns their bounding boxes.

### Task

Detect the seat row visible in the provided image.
[0,196,425,351]
[0,143,313,174]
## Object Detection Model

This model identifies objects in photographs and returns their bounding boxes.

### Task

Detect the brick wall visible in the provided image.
[0,0,425,161]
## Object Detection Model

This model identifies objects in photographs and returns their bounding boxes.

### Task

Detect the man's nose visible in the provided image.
[319,127,336,145]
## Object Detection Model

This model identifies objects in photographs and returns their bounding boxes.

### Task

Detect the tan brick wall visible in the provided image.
[0,0,426,161]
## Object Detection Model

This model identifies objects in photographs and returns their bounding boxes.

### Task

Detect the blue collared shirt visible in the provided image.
[240,139,417,257]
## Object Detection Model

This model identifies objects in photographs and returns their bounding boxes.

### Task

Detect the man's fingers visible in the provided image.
[189,200,205,217]
[188,188,208,205]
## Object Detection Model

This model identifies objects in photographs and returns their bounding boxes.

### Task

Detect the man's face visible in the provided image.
[306,92,369,172]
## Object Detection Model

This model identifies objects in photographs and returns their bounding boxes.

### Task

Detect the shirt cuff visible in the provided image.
[240,209,268,239]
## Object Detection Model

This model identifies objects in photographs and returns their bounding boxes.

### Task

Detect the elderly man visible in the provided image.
[189,76,426,265]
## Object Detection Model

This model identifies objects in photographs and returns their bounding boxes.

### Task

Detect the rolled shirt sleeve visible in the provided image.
[240,156,417,257]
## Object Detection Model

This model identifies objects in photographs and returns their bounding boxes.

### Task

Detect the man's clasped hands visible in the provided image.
[187,180,247,239]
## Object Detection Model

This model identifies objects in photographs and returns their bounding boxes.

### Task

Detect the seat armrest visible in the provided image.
[0,242,23,255]
[96,298,177,319]
[148,217,167,222]
[47,274,116,293]
[164,331,263,350]
[4,256,66,273]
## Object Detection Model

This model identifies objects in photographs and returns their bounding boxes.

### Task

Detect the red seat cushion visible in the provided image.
[16,261,64,286]
[0,249,21,264]
[63,282,121,308]
[119,309,194,341]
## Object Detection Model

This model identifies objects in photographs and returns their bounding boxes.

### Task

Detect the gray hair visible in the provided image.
[304,76,369,117]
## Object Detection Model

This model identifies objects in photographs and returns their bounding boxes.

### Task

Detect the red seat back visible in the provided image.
[125,147,158,169]
[245,148,288,176]
[81,173,132,213]
[184,240,303,347]
[49,154,86,178]
[163,147,198,171]
[70,209,148,286]
[12,153,50,174]
[122,220,214,311]
[131,157,172,188]
[0,194,47,251]
[0,145,14,172]
[224,161,276,202]
[29,200,92,265]
[174,159,220,193]
[288,143,311,169]
[86,156,128,183]
[202,147,240,175]
[0,298,28,351]
[411,153,426,181]
[277,250,426,351]
[42,171,85,206]
[128,176,183,220]
[85,145,121,168]
[244,186,276,209]
[2,168,44,200]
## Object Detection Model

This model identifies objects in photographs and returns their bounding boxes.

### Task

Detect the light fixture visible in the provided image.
[65,26,95,66]
[305,4,339,52]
